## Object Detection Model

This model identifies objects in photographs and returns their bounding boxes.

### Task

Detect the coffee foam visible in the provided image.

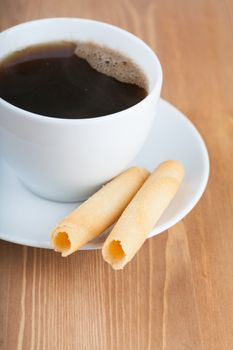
[75,42,148,90]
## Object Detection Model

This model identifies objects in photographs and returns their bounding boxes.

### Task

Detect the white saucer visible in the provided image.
[0,99,209,250]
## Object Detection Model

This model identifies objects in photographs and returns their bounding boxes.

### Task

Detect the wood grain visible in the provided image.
[0,0,233,349]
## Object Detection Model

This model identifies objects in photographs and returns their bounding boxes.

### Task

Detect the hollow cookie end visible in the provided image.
[102,239,127,270]
[52,231,72,257]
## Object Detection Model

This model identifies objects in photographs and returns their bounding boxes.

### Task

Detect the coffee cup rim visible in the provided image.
[0,17,163,125]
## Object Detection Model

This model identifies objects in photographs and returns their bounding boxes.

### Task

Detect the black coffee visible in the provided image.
[0,41,148,119]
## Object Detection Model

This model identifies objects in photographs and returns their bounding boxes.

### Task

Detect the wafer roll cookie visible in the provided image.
[102,160,184,269]
[51,167,150,256]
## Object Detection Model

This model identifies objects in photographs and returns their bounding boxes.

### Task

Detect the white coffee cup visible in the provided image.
[0,18,162,202]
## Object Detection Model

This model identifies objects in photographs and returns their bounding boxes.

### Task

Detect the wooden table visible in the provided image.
[1,0,233,349]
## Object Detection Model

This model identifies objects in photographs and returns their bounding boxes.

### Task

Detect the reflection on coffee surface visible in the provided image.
[0,41,148,119]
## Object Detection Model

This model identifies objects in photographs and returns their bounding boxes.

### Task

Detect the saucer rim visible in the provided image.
[0,98,210,250]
